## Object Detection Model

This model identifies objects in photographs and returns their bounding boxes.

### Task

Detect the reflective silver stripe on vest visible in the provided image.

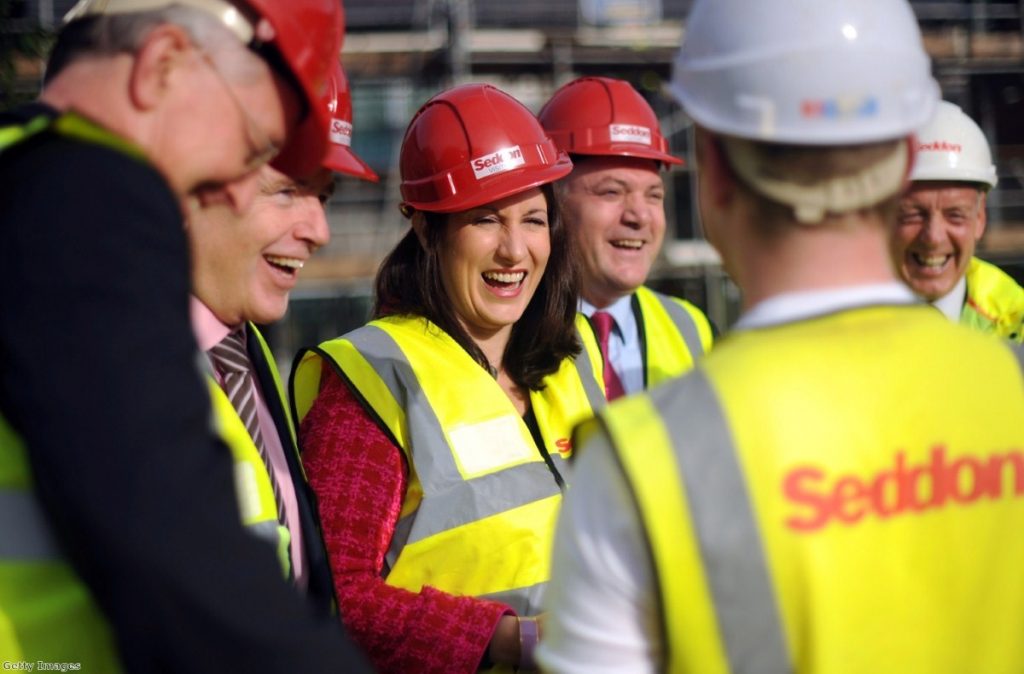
[481,581,547,616]
[573,324,606,413]
[655,372,790,674]
[651,290,705,357]
[0,490,62,560]
[344,326,562,565]
[1012,343,1024,377]
[388,461,563,554]
[247,520,281,545]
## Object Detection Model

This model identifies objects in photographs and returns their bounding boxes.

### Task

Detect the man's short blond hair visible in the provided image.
[715,131,908,233]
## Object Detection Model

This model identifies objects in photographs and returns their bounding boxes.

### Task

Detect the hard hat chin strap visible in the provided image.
[722,137,909,225]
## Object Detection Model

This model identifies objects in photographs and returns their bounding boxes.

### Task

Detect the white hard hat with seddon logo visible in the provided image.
[669,0,941,223]
[670,0,940,145]
[911,101,998,189]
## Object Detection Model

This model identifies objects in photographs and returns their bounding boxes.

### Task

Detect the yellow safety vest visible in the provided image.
[207,324,295,578]
[580,287,713,393]
[633,286,714,388]
[961,257,1024,343]
[0,112,148,670]
[596,305,1024,674]
[292,314,604,615]
[0,416,124,669]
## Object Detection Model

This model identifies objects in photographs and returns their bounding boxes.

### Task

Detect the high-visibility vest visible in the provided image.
[207,324,295,579]
[0,415,124,669]
[633,286,713,388]
[960,257,1024,343]
[580,287,713,392]
[595,305,1024,674]
[292,314,605,615]
[0,112,146,670]
[1,111,146,163]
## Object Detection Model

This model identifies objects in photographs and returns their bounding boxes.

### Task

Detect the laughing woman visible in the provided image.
[290,84,605,673]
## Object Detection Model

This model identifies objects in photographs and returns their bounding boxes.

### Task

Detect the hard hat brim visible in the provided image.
[323,145,380,182]
[401,153,574,215]
[271,92,331,179]
[571,146,684,167]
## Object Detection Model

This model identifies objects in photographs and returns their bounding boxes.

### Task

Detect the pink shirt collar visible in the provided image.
[190,296,238,352]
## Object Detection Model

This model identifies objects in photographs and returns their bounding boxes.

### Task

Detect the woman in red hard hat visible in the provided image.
[291,83,605,672]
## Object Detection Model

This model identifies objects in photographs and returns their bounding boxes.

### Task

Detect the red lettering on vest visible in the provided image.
[783,446,1024,532]
[555,438,572,457]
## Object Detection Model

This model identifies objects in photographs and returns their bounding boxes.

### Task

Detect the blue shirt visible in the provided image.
[581,294,645,396]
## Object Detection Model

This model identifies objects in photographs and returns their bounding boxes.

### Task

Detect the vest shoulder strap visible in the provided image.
[0,114,53,152]
[0,111,146,162]
[636,286,709,358]
[573,313,607,412]
[604,373,791,674]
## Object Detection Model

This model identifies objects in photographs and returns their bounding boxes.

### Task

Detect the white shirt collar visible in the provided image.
[931,275,967,323]
[580,295,638,347]
[734,282,920,330]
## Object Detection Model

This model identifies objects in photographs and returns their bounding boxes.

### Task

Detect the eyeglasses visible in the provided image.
[196,47,281,172]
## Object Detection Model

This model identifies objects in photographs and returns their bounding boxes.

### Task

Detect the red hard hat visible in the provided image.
[245,0,345,179]
[538,76,682,166]
[399,84,573,215]
[321,62,379,182]
[61,0,343,177]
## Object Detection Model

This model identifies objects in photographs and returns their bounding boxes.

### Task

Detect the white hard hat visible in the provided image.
[911,100,998,189]
[670,0,940,145]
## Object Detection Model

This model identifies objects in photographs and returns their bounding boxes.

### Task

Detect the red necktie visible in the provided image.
[591,311,626,400]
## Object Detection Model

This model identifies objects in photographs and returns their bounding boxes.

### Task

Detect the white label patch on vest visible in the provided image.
[233,462,262,521]
[610,124,652,145]
[471,145,526,180]
[449,415,535,477]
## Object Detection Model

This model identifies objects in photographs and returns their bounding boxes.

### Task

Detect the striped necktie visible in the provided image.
[208,329,287,529]
[591,311,626,400]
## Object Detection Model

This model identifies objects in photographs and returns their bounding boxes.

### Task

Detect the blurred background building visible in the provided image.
[4,0,1024,372]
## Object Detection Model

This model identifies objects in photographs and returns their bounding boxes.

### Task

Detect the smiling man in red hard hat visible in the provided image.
[186,60,378,618]
[539,76,714,402]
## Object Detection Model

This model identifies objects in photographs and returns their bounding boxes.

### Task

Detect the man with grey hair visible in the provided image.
[0,1,370,671]
[890,100,1024,341]
[539,0,1024,672]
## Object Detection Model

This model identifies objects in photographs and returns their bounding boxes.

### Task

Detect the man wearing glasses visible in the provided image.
[0,1,370,671]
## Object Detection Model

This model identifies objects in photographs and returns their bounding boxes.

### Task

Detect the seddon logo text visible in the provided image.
[783,445,1024,532]
[330,119,353,147]
[917,140,962,154]
[609,124,652,145]
[471,146,526,180]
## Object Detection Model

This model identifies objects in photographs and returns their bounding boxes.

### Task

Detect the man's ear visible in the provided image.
[409,210,429,249]
[899,133,918,192]
[694,127,736,209]
[128,23,194,111]
[976,190,988,241]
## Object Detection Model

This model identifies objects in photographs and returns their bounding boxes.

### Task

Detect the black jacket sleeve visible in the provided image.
[0,133,371,673]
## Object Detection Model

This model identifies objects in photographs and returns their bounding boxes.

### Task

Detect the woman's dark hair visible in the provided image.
[374,183,580,391]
